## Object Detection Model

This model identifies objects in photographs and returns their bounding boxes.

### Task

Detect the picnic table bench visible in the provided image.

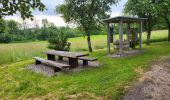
[78,57,97,66]
[43,50,89,68]
[34,57,70,72]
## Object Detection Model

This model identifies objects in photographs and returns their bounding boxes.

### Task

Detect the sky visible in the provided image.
[5,0,127,27]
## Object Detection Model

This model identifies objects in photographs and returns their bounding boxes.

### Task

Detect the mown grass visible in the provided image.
[0,41,170,99]
[0,30,168,65]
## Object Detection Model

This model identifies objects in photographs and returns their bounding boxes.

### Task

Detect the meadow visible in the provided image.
[0,30,170,99]
[0,30,168,65]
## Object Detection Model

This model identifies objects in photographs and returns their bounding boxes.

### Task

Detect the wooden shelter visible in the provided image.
[103,16,147,56]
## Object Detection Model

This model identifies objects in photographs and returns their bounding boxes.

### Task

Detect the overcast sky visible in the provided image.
[5,0,127,27]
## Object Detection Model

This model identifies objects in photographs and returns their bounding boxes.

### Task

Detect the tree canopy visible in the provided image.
[124,0,159,44]
[156,0,170,41]
[56,0,119,52]
[0,0,45,19]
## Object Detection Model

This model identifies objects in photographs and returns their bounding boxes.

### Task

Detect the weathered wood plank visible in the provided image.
[34,57,70,69]
[43,50,89,58]
[78,57,97,61]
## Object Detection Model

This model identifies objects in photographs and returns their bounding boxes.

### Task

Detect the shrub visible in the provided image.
[0,33,12,43]
[48,30,71,51]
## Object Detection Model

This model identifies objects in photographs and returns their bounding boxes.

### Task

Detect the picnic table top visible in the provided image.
[43,50,89,58]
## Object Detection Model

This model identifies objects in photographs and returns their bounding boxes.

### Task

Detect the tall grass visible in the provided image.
[0,30,168,65]
[0,41,48,65]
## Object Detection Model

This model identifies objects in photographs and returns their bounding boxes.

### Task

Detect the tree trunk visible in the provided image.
[87,32,93,52]
[164,16,170,42]
[168,25,170,42]
[146,31,151,45]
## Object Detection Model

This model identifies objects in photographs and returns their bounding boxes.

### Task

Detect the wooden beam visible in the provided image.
[119,20,123,54]
[107,23,111,54]
[127,23,130,45]
[139,21,143,49]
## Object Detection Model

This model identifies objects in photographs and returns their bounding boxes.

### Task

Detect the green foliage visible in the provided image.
[0,19,7,34]
[123,0,159,45]
[0,0,45,19]
[6,20,20,34]
[48,30,71,51]
[0,33,12,43]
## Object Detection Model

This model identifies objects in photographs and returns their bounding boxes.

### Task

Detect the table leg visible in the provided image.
[69,58,78,68]
[35,60,41,65]
[58,56,63,61]
[47,54,55,61]
[83,60,88,66]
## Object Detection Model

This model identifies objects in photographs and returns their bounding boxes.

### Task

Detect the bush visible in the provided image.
[0,33,12,43]
[48,30,71,51]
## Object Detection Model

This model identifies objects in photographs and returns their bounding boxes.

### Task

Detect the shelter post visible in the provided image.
[139,21,143,50]
[119,20,123,54]
[127,23,130,45]
[107,23,111,54]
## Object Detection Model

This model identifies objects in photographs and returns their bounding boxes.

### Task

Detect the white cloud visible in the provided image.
[4,15,69,27]
[111,12,122,17]
[35,15,67,27]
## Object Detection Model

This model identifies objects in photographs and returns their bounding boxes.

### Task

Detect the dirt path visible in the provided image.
[123,56,170,100]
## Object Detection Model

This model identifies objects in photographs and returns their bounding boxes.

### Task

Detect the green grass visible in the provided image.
[0,41,170,99]
[0,30,168,65]
[0,29,169,99]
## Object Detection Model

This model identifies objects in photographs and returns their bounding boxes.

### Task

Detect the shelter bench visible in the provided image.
[78,57,97,66]
[34,57,70,72]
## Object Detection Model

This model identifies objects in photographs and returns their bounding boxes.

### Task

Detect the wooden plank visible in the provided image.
[43,50,89,58]
[78,57,97,61]
[34,57,70,69]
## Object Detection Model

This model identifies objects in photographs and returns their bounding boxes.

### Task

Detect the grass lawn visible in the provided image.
[0,30,170,99]
[0,42,170,99]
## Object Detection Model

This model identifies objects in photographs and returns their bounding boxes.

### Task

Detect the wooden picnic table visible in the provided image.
[43,50,89,68]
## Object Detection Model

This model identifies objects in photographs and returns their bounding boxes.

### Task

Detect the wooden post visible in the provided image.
[35,60,41,65]
[119,20,123,54]
[139,21,143,50]
[127,23,130,46]
[107,23,111,54]
[69,58,78,68]
[47,54,55,61]
[58,56,63,61]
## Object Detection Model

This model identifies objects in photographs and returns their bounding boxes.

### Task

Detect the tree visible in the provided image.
[6,20,20,34]
[0,0,45,19]
[124,0,158,45]
[156,0,170,41]
[56,0,119,52]
[48,30,71,51]
[0,19,7,34]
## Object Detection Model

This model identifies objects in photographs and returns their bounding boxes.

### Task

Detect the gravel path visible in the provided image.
[123,56,170,100]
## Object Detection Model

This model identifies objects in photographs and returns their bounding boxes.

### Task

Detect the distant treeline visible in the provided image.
[0,18,167,43]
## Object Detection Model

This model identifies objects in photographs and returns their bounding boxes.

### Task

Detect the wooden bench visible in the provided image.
[78,57,97,66]
[34,57,70,72]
